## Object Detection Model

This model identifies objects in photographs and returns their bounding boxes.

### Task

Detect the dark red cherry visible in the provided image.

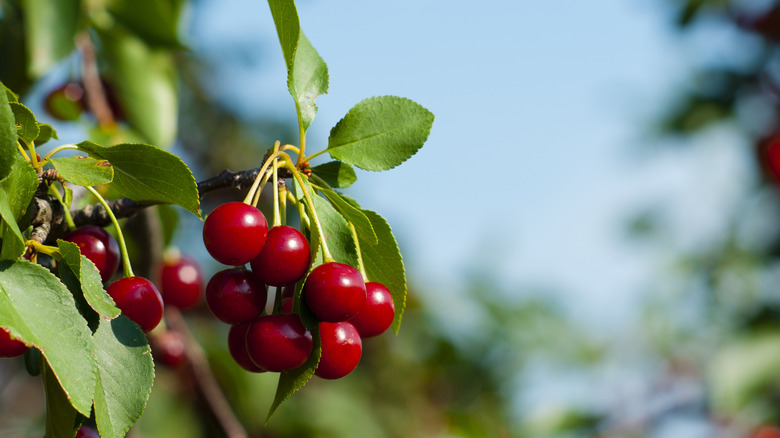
[75,426,100,438]
[246,314,312,372]
[0,327,28,358]
[44,82,84,121]
[160,252,204,310]
[205,268,267,324]
[151,330,186,368]
[227,322,265,373]
[106,277,164,333]
[64,225,120,283]
[349,282,395,338]
[315,321,362,380]
[250,225,310,286]
[303,262,366,322]
[202,202,268,265]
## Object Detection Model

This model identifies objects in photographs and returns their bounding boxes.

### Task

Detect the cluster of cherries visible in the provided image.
[202,201,395,379]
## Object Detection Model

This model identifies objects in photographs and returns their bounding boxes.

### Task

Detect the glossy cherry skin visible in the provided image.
[205,268,267,324]
[246,314,313,372]
[227,322,265,373]
[303,262,366,322]
[160,253,204,309]
[250,225,310,286]
[349,282,395,338]
[75,426,100,438]
[151,330,186,368]
[106,277,164,333]
[64,225,120,283]
[202,202,268,265]
[315,321,362,380]
[0,327,28,358]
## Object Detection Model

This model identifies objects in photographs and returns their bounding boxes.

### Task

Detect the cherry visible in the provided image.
[151,330,186,368]
[315,321,362,380]
[227,322,265,373]
[279,284,295,313]
[205,268,267,324]
[303,262,366,322]
[160,252,204,310]
[64,225,120,283]
[349,282,395,338]
[246,314,312,372]
[250,225,310,286]
[202,202,268,265]
[106,277,164,333]
[75,426,100,438]
[0,327,28,358]
[44,82,84,121]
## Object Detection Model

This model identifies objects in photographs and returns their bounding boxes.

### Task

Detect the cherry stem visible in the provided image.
[85,186,134,278]
[348,222,368,281]
[16,142,30,162]
[19,138,39,170]
[271,156,281,227]
[296,118,306,166]
[302,148,327,164]
[279,183,287,226]
[243,142,283,205]
[25,240,61,260]
[280,156,334,262]
[42,144,79,162]
[48,184,76,229]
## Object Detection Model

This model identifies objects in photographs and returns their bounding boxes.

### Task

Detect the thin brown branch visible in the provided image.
[165,308,248,438]
[77,32,116,128]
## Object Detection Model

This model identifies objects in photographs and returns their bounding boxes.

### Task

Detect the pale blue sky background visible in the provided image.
[185,0,755,332]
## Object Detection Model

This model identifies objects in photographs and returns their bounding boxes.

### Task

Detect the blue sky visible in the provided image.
[188,0,753,328]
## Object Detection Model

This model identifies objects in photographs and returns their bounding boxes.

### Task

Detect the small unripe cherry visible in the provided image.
[63,225,120,283]
[227,322,265,373]
[160,252,204,309]
[0,327,28,358]
[246,314,312,372]
[315,321,362,380]
[106,277,164,333]
[349,282,395,338]
[206,268,267,324]
[250,225,310,286]
[202,202,268,265]
[303,262,366,322]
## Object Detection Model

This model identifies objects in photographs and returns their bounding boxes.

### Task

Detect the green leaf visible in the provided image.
[57,240,120,319]
[358,210,406,333]
[77,141,200,216]
[267,325,321,423]
[97,30,178,147]
[51,156,114,187]
[43,361,81,438]
[318,188,377,245]
[3,84,19,103]
[0,191,25,260]
[327,96,434,171]
[0,260,97,415]
[310,161,356,188]
[108,0,185,48]
[93,316,154,438]
[289,33,328,132]
[267,0,300,72]
[22,0,81,78]
[10,102,39,143]
[0,153,39,219]
[35,123,58,146]
[0,82,17,180]
[309,193,358,268]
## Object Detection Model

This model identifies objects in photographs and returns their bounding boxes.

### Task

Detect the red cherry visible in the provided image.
[348,282,395,338]
[303,262,366,322]
[151,330,186,368]
[160,253,204,309]
[106,277,164,333]
[0,327,28,358]
[755,426,780,438]
[205,268,267,324]
[250,225,310,286]
[75,426,100,438]
[227,322,265,373]
[246,314,312,372]
[202,202,268,265]
[44,82,84,121]
[64,226,120,283]
[315,321,362,380]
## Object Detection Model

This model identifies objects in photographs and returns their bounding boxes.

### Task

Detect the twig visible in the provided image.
[164,308,248,438]
[77,32,116,128]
